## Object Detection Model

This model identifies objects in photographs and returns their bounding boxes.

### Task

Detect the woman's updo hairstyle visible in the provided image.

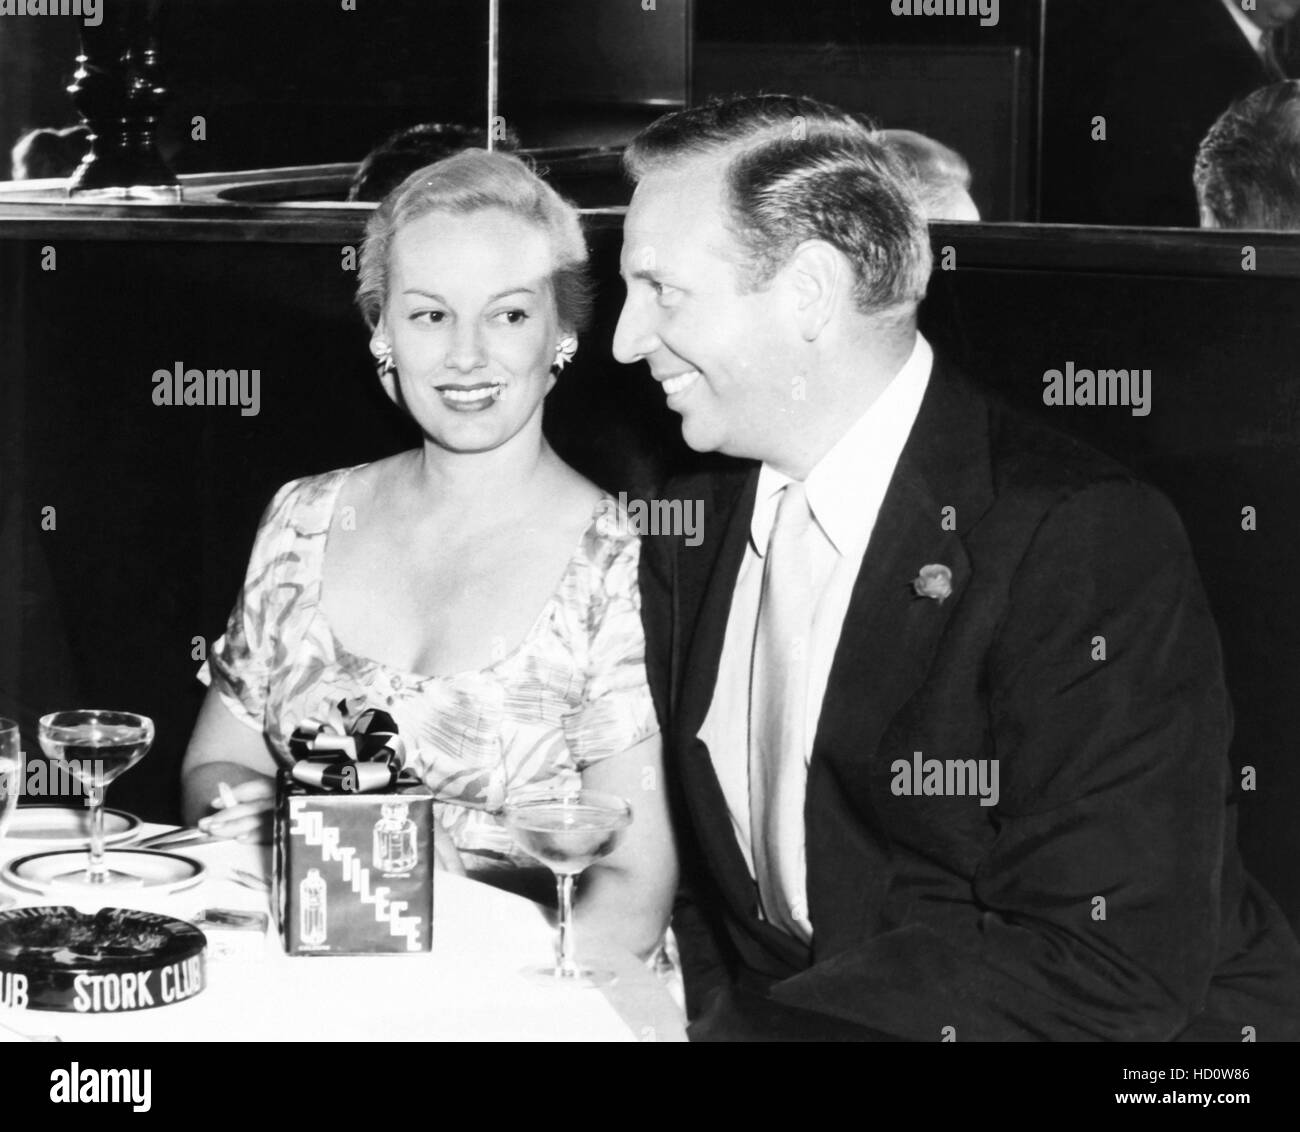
[356,149,593,336]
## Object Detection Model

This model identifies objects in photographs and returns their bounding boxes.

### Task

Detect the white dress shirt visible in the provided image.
[1221,0,1266,55]
[698,333,934,938]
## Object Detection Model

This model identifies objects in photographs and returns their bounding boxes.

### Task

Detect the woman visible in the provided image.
[180,151,676,960]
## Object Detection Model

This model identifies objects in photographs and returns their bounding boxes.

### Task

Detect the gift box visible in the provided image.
[273,701,434,956]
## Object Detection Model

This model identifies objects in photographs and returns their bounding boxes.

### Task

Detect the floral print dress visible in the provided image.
[198,465,659,869]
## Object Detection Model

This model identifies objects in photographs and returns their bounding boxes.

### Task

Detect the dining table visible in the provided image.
[0,813,688,1042]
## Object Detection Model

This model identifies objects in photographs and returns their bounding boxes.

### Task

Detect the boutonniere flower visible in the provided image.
[911,563,953,604]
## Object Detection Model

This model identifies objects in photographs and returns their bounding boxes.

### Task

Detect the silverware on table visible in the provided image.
[228,868,269,893]
[132,827,225,851]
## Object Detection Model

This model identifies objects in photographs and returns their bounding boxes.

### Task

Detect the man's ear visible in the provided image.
[785,240,844,341]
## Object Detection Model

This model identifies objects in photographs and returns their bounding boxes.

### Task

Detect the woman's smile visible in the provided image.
[434,381,506,410]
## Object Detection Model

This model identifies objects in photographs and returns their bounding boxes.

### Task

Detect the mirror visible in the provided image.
[2,0,1298,230]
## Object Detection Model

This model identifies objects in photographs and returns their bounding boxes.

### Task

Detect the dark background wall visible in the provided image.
[499,0,690,147]
[922,260,1300,928]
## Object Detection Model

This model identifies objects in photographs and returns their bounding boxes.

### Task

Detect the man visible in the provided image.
[346,121,521,202]
[1195,80,1300,229]
[615,93,1300,1041]
[1042,0,1300,227]
[877,128,980,222]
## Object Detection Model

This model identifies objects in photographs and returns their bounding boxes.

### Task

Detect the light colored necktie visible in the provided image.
[748,480,814,941]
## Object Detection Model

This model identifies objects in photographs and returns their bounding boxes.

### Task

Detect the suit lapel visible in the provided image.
[669,469,766,922]
[805,363,996,944]
[814,361,994,762]
[811,466,970,781]
[674,470,757,746]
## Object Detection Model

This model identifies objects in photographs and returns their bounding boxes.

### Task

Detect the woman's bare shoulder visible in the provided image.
[543,462,607,523]
[331,452,410,515]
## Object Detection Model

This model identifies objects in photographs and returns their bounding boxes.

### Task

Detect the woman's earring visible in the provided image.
[551,335,578,375]
[371,340,396,378]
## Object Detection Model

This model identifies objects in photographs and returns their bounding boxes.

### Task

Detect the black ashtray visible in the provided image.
[0,905,206,1013]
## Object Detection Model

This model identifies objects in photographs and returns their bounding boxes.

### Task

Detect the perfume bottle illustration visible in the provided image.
[300,868,327,945]
[373,799,418,873]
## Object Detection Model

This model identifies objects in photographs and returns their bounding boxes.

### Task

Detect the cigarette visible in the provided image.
[217,781,238,810]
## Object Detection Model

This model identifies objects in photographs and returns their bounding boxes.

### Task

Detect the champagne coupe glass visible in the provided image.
[502,788,632,988]
[0,718,23,909]
[38,710,154,886]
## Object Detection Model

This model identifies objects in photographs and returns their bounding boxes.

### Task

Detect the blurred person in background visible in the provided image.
[1043,0,1300,226]
[1195,80,1300,229]
[348,122,521,202]
[878,128,980,221]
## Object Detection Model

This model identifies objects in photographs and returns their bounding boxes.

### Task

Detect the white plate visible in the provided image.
[1,848,206,896]
[3,805,141,849]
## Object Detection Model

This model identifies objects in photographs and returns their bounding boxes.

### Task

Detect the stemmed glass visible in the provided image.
[37,710,154,886]
[502,788,632,988]
[0,718,23,909]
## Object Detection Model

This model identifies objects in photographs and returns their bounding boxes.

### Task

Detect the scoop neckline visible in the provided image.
[313,463,615,684]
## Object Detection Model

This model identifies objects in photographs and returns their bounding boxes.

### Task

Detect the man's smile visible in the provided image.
[656,369,702,399]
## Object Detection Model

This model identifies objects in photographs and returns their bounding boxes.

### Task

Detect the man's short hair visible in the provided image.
[349,121,521,202]
[624,94,932,315]
[1195,81,1300,230]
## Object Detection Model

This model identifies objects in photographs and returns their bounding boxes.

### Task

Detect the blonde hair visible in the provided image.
[356,149,592,332]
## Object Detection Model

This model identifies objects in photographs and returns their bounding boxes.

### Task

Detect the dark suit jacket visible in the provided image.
[639,358,1300,1041]
[1041,0,1275,227]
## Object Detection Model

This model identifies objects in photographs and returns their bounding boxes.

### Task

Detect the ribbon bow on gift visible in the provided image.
[288,698,407,793]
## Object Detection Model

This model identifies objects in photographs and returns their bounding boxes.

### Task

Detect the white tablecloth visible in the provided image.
[0,822,687,1042]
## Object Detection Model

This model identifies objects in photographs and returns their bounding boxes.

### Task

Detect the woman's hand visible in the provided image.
[197,777,276,843]
[180,689,280,828]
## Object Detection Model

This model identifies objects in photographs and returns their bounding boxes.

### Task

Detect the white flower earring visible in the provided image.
[371,339,396,378]
[551,335,578,375]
